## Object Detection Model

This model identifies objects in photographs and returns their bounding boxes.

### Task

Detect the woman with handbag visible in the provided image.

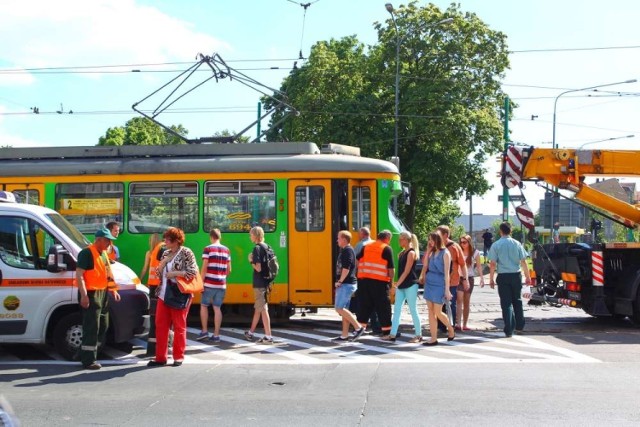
[147,227,199,367]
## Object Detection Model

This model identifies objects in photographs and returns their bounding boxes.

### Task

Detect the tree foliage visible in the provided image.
[264,1,510,234]
[97,118,189,146]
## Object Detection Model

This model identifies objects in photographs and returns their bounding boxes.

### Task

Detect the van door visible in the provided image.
[349,180,377,248]
[288,180,333,306]
[0,215,74,341]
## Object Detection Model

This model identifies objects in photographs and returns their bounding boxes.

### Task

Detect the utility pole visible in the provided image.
[256,102,262,142]
[502,97,510,222]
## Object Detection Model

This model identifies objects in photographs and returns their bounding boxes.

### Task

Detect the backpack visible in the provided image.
[258,243,279,283]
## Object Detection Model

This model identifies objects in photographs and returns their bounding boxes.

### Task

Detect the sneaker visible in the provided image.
[209,335,221,343]
[244,331,255,341]
[257,336,274,344]
[196,331,209,341]
[83,362,102,370]
[409,336,423,343]
[350,327,365,341]
[514,329,524,335]
[332,336,350,342]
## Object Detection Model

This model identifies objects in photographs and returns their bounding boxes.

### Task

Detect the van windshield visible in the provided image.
[46,213,91,248]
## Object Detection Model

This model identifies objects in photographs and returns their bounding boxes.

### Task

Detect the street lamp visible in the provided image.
[385,3,452,167]
[577,134,634,150]
[552,79,637,150]
[548,78,637,229]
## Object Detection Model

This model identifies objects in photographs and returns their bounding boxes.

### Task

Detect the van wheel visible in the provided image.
[53,313,83,360]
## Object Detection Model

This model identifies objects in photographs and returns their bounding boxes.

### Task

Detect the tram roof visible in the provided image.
[0,142,399,176]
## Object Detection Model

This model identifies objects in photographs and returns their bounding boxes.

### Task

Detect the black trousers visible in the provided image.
[356,278,392,331]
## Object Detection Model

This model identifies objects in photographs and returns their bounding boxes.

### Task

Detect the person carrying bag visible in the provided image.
[147,227,199,367]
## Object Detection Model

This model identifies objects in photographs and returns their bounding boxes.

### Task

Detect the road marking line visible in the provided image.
[189,327,319,363]
[311,328,442,360]
[511,335,601,362]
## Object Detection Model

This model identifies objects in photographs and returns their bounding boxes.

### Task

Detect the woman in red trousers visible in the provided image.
[147,227,199,367]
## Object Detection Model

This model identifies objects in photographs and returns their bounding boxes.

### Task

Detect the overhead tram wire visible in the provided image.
[3,43,640,75]
[286,0,320,60]
[510,44,640,54]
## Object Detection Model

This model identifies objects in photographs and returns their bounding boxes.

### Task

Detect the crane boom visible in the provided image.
[502,145,640,228]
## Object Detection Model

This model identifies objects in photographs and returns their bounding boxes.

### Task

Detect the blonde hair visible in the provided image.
[250,226,264,241]
[399,231,420,260]
[148,233,161,250]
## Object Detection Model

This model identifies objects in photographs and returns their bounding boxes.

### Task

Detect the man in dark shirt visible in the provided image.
[244,226,273,344]
[356,230,395,338]
[333,230,365,341]
[482,229,493,257]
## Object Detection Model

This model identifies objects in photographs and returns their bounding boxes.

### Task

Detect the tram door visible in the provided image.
[349,180,377,248]
[288,180,333,305]
[3,184,44,205]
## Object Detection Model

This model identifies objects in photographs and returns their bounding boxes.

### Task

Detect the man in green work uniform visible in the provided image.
[488,222,531,338]
[76,228,121,369]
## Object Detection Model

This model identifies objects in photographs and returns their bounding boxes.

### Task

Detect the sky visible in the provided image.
[1,0,639,220]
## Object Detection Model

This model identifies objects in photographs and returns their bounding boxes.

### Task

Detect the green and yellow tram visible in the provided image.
[0,142,405,318]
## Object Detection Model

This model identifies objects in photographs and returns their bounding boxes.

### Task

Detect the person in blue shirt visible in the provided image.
[488,222,531,338]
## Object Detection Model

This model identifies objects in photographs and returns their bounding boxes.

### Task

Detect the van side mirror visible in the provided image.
[47,244,75,272]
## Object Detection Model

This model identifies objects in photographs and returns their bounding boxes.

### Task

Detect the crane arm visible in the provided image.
[502,145,640,229]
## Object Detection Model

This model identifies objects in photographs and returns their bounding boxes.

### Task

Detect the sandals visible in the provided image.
[381,335,396,342]
[409,336,423,343]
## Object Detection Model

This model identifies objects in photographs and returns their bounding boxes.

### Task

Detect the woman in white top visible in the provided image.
[456,234,484,331]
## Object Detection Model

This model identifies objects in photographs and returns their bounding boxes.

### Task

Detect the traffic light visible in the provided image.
[591,218,602,231]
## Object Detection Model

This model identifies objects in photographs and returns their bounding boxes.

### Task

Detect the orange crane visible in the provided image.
[501,144,640,323]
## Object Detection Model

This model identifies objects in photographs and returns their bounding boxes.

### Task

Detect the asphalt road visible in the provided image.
[2,284,640,426]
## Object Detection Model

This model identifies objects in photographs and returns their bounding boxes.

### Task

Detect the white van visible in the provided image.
[0,192,149,359]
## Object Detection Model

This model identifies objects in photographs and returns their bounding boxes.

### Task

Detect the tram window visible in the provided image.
[56,183,124,234]
[204,180,276,233]
[351,186,371,231]
[295,186,325,232]
[12,189,40,205]
[129,181,198,233]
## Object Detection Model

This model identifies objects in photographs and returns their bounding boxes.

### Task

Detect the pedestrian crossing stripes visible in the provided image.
[0,327,600,366]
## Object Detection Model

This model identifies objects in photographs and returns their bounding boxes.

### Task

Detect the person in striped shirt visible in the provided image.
[197,228,232,342]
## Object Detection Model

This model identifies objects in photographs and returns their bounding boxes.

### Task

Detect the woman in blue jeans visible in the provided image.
[382,232,422,343]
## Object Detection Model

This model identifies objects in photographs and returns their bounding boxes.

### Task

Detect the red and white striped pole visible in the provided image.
[590,250,610,316]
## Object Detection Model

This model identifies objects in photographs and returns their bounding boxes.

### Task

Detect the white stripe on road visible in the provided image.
[0,329,601,366]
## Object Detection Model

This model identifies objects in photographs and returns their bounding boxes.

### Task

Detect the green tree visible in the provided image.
[97,118,189,146]
[98,126,125,146]
[264,2,510,233]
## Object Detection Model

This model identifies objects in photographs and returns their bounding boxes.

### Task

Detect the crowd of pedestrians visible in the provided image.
[77,219,529,369]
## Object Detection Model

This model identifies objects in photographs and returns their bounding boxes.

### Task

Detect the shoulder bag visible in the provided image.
[176,272,204,294]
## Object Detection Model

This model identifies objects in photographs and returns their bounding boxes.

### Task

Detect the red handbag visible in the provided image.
[176,273,204,294]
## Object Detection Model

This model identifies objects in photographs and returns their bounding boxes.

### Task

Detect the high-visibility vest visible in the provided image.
[147,243,164,286]
[357,240,391,282]
[107,244,117,261]
[83,244,117,291]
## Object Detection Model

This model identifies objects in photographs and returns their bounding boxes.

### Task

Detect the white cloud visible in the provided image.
[0,73,35,87]
[0,0,227,72]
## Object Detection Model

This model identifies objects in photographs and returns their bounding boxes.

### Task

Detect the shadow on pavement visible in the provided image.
[4,364,147,387]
